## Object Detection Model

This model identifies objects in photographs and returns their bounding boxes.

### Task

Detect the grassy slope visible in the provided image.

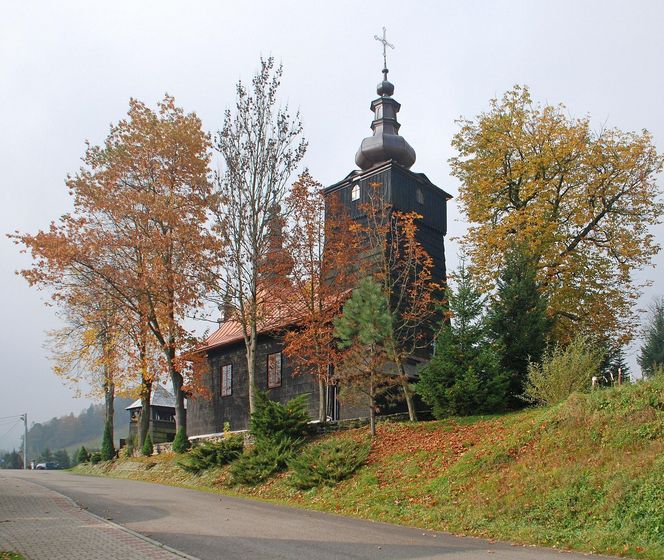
[75,377,664,559]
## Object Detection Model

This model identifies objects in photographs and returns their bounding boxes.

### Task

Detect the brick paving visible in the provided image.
[0,474,195,560]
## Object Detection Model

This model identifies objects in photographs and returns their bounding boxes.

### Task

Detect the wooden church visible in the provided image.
[187,57,451,437]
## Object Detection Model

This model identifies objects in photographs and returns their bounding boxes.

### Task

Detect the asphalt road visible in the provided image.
[8,470,617,560]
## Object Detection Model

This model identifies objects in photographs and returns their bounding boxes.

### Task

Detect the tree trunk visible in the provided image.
[139,379,151,448]
[369,395,376,437]
[101,327,116,453]
[318,375,327,423]
[369,374,376,437]
[171,368,186,433]
[104,378,115,455]
[168,346,186,433]
[398,362,417,421]
[247,323,257,414]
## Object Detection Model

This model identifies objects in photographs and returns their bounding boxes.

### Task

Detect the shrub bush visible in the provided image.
[172,427,190,454]
[89,451,102,464]
[229,391,311,485]
[288,438,371,490]
[523,335,604,406]
[141,434,154,457]
[100,422,115,461]
[229,437,297,486]
[250,390,310,445]
[179,436,244,474]
[77,446,91,464]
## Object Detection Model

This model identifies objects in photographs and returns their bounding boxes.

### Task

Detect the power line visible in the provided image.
[0,420,21,443]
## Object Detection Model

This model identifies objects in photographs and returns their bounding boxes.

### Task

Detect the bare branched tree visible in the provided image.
[214,57,307,413]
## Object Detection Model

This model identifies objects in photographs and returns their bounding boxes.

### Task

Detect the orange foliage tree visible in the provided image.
[13,95,216,438]
[451,85,663,343]
[46,286,132,452]
[355,183,443,421]
[281,171,359,422]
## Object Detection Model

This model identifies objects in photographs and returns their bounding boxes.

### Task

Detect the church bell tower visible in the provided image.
[324,29,451,282]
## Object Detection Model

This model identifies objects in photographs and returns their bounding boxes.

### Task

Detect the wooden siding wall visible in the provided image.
[326,163,448,283]
[187,336,320,435]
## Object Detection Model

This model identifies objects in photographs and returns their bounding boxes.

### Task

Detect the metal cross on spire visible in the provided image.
[374,26,394,78]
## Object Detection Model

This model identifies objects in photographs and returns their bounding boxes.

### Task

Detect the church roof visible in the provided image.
[196,297,299,353]
[196,289,351,354]
[126,384,183,410]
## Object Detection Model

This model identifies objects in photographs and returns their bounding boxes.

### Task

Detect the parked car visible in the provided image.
[35,461,59,470]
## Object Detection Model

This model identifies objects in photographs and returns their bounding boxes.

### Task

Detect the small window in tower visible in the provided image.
[416,188,424,205]
[351,183,360,201]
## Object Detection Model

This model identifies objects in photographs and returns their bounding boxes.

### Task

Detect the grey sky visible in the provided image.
[1,0,662,449]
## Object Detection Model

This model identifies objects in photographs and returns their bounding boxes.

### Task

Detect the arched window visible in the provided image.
[351,183,360,201]
[416,188,424,205]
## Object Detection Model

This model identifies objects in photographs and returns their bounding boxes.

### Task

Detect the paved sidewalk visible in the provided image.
[0,473,196,560]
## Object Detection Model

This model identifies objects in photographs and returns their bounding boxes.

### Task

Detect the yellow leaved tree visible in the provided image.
[451,85,663,344]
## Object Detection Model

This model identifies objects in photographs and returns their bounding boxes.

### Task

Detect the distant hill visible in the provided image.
[24,398,133,458]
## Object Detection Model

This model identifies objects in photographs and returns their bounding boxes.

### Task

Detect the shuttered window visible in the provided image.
[267,352,282,388]
[221,364,232,396]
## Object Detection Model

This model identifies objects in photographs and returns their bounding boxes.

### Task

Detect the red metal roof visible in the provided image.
[196,288,351,354]
[201,319,246,350]
[197,301,298,353]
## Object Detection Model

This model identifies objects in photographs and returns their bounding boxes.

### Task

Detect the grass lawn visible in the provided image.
[75,376,664,560]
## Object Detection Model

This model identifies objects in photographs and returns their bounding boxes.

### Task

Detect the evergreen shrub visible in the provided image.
[250,390,310,445]
[179,436,244,474]
[77,446,91,464]
[288,438,371,490]
[229,391,311,485]
[172,427,190,453]
[101,422,115,461]
[89,451,102,464]
[229,437,297,486]
[141,434,154,457]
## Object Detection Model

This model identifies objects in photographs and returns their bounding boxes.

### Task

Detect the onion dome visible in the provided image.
[355,68,416,170]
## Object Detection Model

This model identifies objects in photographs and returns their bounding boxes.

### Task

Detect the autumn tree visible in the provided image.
[355,184,443,421]
[14,95,216,438]
[281,171,358,423]
[214,57,306,414]
[47,289,131,455]
[451,85,663,344]
[333,278,394,437]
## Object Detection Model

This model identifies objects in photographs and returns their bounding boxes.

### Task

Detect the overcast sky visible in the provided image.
[1,0,663,449]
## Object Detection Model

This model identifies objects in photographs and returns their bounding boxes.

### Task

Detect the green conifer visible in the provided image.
[77,446,90,463]
[141,434,154,456]
[638,297,664,377]
[100,422,115,461]
[417,260,508,418]
[172,427,190,453]
[333,278,393,436]
[488,245,551,407]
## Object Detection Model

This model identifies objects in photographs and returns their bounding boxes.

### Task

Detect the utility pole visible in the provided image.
[22,413,28,470]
